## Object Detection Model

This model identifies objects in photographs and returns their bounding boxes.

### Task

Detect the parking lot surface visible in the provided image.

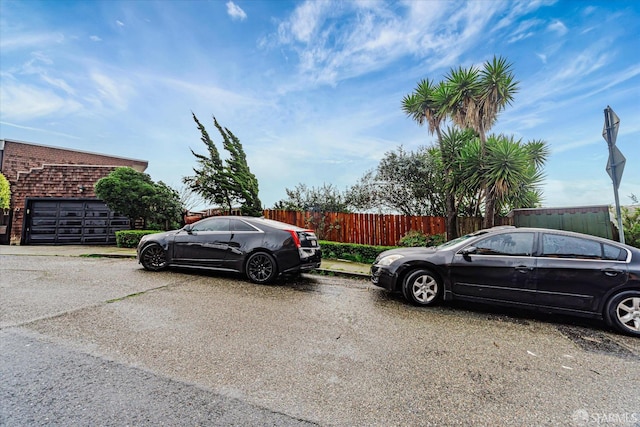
[1,253,639,426]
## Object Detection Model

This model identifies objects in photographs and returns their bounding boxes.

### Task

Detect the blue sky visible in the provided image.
[1,0,639,211]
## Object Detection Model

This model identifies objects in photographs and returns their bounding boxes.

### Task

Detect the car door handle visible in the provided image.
[515,265,534,273]
[601,268,621,277]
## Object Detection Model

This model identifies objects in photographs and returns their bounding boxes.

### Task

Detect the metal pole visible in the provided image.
[604,106,625,244]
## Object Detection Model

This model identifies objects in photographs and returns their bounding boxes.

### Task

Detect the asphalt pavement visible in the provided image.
[2,247,639,426]
[0,244,371,278]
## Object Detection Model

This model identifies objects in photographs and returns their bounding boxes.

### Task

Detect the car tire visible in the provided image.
[246,252,278,284]
[140,243,168,271]
[402,269,442,306]
[605,290,640,337]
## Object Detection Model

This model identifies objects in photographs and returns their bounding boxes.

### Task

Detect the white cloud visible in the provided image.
[548,20,568,36]
[286,0,331,43]
[90,35,102,42]
[0,121,81,139]
[40,74,76,96]
[507,18,543,43]
[226,1,247,21]
[19,52,76,96]
[0,82,83,121]
[116,20,124,27]
[89,72,132,110]
[272,0,530,88]
[0,32,65,51]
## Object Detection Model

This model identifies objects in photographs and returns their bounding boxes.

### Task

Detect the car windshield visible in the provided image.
[436,234,476,250]
[435,229,494,250]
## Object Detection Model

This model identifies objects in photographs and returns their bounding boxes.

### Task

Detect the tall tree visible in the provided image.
[94,167,182,229]
[347,146,445,216]
[183,113,233,210]
[145,181,184,230]
[444,56,519,227]
[402,79,458,237]
[213,118,262,216]
[183,114,262,216]
[274,183,351,213]
[456,134,549,216]
[439,127,479,217]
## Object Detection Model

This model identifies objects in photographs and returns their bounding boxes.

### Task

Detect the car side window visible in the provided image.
[540,234,603,259]
[191,218,230,232]
[231,220,257,232]
[472,233,534,256]
[603,243,625,261]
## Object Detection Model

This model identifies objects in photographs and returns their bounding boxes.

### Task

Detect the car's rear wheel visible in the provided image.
[246,252,277,284]
[605,291,640,337]
[402,269,442,306]
[140,244,168,271]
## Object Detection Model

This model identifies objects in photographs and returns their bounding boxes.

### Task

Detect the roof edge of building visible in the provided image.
[1,138,148,169]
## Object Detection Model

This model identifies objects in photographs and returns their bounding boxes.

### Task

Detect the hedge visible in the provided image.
[318,241,396,265]
[116,230,163,248]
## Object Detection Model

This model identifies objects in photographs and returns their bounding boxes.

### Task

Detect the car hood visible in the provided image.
[378,246,439,259]
[143,229,180,242]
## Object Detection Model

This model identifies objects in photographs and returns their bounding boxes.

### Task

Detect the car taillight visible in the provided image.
[287,230,314,248]
[287,230,302,247]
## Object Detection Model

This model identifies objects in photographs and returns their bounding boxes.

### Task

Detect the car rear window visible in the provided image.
[540,234,625,260]
[232,220,259,232]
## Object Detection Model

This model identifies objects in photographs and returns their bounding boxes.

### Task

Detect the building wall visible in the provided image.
[1,140,147,182]
[0,139,148,244]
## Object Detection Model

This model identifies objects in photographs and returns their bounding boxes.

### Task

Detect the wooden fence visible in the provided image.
[262,210,446,247]
[261,209,515,247]
[186,209,512,247]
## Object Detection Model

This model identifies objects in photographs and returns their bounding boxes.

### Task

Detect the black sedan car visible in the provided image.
[137,216,321,284]
[371,226,640,336]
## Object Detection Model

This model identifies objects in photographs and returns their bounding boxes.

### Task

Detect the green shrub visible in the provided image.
[319,241,395,265]
[621,206,640,248]
[398,230,446,247]
[116,230,163,248]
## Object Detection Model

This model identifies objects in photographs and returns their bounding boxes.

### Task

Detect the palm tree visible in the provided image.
[402,79,459,239]
[499,139,549,212]
[456,134,549,218]
[444,56,519,228]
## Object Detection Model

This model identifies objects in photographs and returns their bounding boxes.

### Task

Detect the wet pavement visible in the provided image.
[1,249,639,426]
[0,244,371,278]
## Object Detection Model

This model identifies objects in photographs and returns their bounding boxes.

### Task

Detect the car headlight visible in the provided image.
[376,254,405,266]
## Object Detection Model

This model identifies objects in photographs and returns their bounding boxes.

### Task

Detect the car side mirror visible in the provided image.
[461,246,477,257]
[183,224,193,234]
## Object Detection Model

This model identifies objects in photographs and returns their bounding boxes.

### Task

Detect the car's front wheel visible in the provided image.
[402,269,442,306]
[605,291,640,337]
[246,252,278,284]
[140,243,168,271]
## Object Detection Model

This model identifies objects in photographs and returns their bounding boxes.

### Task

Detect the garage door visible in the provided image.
[24,198,130,245]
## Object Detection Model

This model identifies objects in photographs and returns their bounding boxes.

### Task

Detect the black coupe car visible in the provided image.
[137,216,321,284]
[371,226,640,336]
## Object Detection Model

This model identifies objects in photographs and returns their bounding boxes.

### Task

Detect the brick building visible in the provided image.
[0,139,148,245]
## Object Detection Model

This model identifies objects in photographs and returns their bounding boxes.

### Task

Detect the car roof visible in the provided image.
[198,216,310,232]
[479,226,635,249]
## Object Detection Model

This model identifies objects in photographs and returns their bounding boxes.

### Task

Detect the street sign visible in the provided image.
[602,106,620,146]
[602,106,625,244]
[606,145,626,190]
